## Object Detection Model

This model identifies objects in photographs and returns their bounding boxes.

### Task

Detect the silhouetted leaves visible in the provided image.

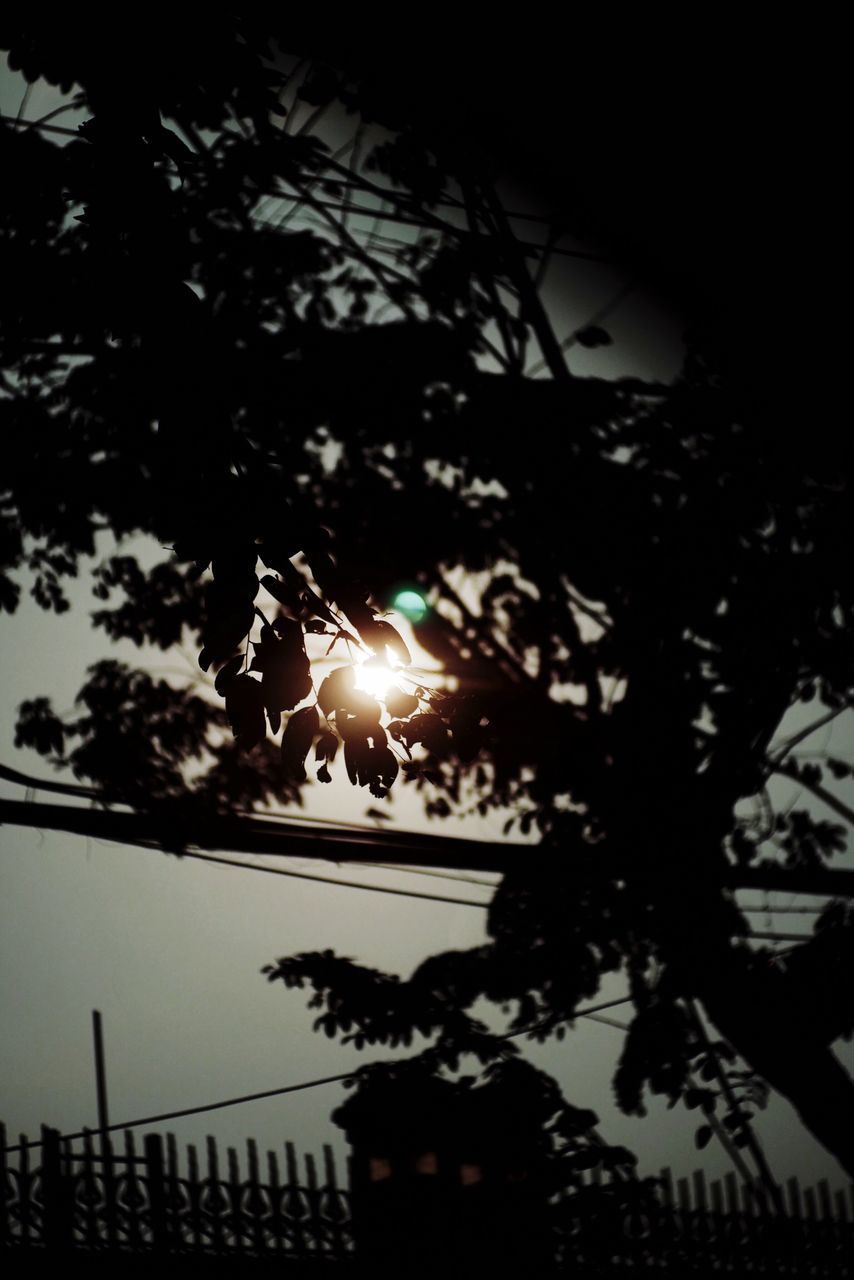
[385,688,419,718]
[4,28,854,1177]
[199,583,256,672]
[359,618,411,666]
[574,325,612,348]
[317,665,358,718]
[315,730,339,763]
[695,1124,713,1150]
[14,697,66,758]
[249,621,312,716]
[281,705,320,782]
[301,587,338,626]
[214,654,244,696]
[225,674,266,750]
[400,713,450,756]
[259,574,301,614]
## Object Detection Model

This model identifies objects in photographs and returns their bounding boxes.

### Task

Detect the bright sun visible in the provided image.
[353,657,400,700]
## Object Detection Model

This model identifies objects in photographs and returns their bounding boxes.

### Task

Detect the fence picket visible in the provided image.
[305,1150,319,1254]
[227,1144,243,1253]
[123,1129,143,1251]
[145,1133,168,1254]
[804,1186,818,1221]
[2,1122,853,1274]
[284,1139,306,1257]
[710,1178,724,1217]
[18,1133,31,1248]
[205,1135,225,1254]
[186,1143,203,1251]
[41,1126,69,1252]
[80,1128,99,1247]
[99,1127,118,1251]
[787,1175,802,1219]
[660,1167,674,1211]
[267,1148,285,1256]
[0,1123,7,1246]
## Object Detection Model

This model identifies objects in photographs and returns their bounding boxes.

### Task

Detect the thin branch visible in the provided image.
[565,582,613,630]
[14,82,33,125]
[532,220,565,290]
[525,279,635,378]
[770,705,850,766]
[0,761,97,801]
[685,998,784,1213]
[482,181,571,383]
[340,121,366,231]
[436,574,528,687]
[278,173,417,320]
[293,98,333,139]
[461,183,521,372]
[773,761,854,827]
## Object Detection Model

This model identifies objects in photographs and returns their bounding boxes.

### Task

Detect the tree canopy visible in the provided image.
[1,23,853,1184]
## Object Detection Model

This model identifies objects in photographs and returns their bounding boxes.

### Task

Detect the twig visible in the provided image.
[773,761,854,827]
[684,998,784,1214]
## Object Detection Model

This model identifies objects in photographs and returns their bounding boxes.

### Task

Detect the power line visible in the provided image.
[13,831,820,938]
[1,794,829,933]
[740,905,824,915]
[2,995,636,1153]
[358,861,499,889]
[362,866,829,907]
[4,765,853,901]
[164,847,492,909]
[748,931,811,943]
[168,851,817,942]
[2,1073,355,1152]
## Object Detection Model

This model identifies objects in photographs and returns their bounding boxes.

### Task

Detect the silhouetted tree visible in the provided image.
[1,22,852,1182]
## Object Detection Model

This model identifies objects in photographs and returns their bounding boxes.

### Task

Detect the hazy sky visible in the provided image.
[2,56,853,1195]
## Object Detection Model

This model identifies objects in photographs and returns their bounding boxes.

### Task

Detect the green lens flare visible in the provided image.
[393,590,428,622]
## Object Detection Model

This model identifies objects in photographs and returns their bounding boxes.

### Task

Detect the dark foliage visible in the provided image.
[1,23,852,1180]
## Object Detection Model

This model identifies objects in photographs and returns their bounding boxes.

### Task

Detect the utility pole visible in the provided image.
[91,1009,110,1137]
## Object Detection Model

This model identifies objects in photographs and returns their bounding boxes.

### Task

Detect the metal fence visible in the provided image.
[3,1121,853,1275]
[550,1163,854,1276]
[2,1124,352,1265]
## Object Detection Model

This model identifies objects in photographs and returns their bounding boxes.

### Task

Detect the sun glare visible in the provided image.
[353,658,399,700]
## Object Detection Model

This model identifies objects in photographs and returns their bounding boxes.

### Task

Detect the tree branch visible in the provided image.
[770,705,851,766]
[684,997,783,1212]
[773,761,854,827]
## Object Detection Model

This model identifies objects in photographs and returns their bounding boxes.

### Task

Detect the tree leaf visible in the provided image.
[362,618,411,666]
[260,574,301,613]
[695,1125,713,1150]
[315,730,340,763]
[318,666,357,717]
[385,688,419,718]
[281,705,320,782]
[214,654,244,696]
[302,588,338,626]
[574,325,612,348]
[225,675,266,750]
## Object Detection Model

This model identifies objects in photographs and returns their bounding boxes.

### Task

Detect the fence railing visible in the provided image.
[549,1162,854,1276]
[1,1124,353,1263]
[2,1121,853,1275]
